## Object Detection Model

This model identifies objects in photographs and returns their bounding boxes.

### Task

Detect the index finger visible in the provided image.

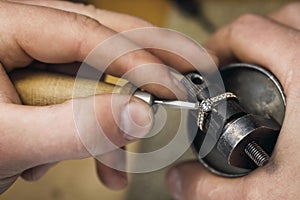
[11,0,219,74]
[1,1,187,99]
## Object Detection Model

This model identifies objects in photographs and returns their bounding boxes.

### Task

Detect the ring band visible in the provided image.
[197,92,238,131]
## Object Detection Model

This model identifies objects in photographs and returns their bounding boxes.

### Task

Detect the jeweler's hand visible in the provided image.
[167,2,300,200]
[0,0,202,194]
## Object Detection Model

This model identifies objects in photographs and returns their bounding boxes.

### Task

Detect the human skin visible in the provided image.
[167,2,300,200]
[0,0,207,194]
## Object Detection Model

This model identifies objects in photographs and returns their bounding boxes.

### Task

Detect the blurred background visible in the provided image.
[1,0,294,200]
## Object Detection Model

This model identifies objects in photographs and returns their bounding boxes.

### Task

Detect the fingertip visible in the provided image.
[21,163,55,182]
[166,167,183,200]
[95,161,128,190]
[167,161,217,199]
[21,171,38,182]
[120,98,154,140]
[103,172,128,191]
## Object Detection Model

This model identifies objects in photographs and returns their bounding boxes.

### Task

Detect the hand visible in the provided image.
[0,0,200,194]
[167,2,300,200]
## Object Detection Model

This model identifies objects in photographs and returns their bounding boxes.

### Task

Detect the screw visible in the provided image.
[244,141,270,167]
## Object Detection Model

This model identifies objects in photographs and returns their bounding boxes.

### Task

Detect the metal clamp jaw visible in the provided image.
[185,63,286,177]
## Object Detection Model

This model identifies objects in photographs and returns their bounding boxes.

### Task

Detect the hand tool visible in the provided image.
[9,63,286,177]
[184,63,285,177]
[9,68,198,109]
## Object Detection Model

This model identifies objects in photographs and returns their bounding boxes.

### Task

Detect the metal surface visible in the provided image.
[187,63,286,177]
[220,63,286,124]
[245,141,270,167]
[153,100,198,110]
[134,90,200,110]
[217,114,279,169]
[133,90,154,105]
[197,92,237,131]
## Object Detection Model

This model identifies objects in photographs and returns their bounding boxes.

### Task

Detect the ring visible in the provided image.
[197,92,238,131]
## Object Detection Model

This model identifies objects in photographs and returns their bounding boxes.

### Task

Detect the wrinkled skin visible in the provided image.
[167,2,300,200]
[0,0,202,194]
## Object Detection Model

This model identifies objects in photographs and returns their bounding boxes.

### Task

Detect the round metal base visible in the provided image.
[191,63,286,177]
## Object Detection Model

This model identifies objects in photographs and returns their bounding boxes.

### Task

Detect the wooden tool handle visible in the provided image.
[9,69,135,106]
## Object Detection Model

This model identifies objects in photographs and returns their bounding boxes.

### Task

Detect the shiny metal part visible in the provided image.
[133,90,199,110]
[133,90,154,105]
[217,114,279,169]
[197,92,238,131]
[186,63,286,177]
[245,141,270,167]
[221,63,286,124]
[153,100,198,110]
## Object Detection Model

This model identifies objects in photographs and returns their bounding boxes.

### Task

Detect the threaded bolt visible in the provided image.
[244,141,270,167]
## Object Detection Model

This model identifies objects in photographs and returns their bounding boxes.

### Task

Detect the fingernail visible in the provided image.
[120,101,153,141]
[117,171,128,188]
[109,172,128,190]
[168,168,182,200]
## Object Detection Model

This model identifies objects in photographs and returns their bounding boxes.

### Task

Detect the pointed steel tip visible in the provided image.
[153,100,198,110]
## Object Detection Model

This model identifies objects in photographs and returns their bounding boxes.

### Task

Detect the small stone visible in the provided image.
[199,100,212,112]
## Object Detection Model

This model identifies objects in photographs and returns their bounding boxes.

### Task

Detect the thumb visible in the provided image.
[166,161,245,200]
[0,95,153,171]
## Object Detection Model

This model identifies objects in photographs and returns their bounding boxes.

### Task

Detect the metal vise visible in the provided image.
[184,63,285,177]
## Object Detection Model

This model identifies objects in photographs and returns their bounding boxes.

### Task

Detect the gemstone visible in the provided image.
[199,100,212,112]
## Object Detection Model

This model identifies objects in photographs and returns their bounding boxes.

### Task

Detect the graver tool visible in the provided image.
[9,63,285,177]
[9,68,196,109]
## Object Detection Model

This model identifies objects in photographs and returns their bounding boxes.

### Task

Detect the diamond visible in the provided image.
[196,92,238,131]
[199,100,212,112]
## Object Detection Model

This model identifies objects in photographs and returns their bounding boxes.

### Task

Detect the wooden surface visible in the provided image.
[10,70,134,106]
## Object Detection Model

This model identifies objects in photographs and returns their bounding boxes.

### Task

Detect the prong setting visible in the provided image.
[197,92,237,131]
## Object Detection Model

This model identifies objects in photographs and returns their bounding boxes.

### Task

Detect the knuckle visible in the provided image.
[66,12,102,58]
[227,13,263,40]
[232,13,263,28]
[68,12,102,32]
[226,13,270,49]
[75,2,99,17]
[84,4,98,16]
[280,2,300,14]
